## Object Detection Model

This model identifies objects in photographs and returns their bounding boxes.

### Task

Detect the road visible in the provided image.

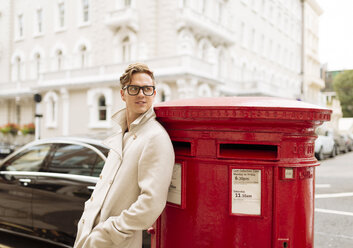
[0,152,352,247]
[315,151,353,247]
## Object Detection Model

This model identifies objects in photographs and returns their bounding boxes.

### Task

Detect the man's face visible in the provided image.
[121,72,156,120]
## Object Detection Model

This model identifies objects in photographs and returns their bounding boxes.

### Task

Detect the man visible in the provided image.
[74,63,175,248]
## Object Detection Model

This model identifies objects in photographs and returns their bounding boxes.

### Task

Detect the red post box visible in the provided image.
[153,97,331,248]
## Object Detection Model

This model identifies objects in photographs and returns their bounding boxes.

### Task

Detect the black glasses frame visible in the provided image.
[123,85,156,96]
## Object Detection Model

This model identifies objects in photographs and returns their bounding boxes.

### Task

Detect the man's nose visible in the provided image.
[137,88,145,96]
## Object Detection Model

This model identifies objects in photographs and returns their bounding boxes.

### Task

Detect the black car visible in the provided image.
[0,137,151,247]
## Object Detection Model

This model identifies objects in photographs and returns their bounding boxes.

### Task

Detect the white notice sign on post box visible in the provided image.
[231,169,261,215]
[167,163,182,205]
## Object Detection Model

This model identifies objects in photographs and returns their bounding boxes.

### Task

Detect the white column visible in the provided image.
[176,78,188,99]
[60,88,69,136]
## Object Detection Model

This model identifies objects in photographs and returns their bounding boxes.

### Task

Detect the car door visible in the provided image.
[30,142,107,246]
[0,144,51,235]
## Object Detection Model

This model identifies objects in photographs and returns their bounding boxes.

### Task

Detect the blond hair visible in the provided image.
[120,62,155,88]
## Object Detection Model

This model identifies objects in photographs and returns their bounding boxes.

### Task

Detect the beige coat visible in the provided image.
[74,107,175,248]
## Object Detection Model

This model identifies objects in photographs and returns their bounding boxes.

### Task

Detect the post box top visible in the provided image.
[154,97,332,122]
[156,97,323,109]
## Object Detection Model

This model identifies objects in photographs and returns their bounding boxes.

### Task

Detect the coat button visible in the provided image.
[90,196,93,201]
[133,134,137,140]
[99,174,102,179]
[82,219,85,224]
[109,180,113,185]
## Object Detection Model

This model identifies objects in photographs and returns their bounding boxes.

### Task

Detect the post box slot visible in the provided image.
[219,143,278,160]
[172,141,192,156]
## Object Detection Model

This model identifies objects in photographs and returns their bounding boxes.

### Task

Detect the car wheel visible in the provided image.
[317,147,324,160]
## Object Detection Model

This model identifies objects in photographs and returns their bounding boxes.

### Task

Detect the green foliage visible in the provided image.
[333,70,353,117]
[20,123,35,135]
[0,123,19,135]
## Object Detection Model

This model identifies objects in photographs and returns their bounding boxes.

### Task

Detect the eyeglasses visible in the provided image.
[123,85,155,96]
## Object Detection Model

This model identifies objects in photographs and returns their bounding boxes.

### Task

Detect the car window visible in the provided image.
[4,144,51,172]
[48,144,99,176]
[92,156,105,177]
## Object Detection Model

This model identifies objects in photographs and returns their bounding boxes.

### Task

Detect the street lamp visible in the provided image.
[34,93,43,140]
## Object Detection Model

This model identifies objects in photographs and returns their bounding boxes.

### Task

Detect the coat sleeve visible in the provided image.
[102,130,175,245]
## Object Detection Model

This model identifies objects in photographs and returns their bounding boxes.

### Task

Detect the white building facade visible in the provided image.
[0,0,323,139]
[301,0,325,105]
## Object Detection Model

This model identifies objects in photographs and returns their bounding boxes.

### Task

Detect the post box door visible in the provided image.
[159,159,274,248]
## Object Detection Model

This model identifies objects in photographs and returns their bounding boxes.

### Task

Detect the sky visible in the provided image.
[317,0,353,71]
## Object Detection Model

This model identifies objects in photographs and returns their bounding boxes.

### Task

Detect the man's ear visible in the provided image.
[120,89,126,102]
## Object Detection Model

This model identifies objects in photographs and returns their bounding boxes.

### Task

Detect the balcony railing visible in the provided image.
[0,55,219,95]
[41,55,217,83]
[0,80,38,97]
[105,7,139,32]
[177,8,235,45]
[222,80,300,99]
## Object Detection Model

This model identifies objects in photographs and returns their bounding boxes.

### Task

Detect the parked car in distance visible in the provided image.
[315,129,336,160]
[0,137,152,247]
[0,142,16,158]
[348,134,353,152]
[334,133,349,154]
[342,134,353,152]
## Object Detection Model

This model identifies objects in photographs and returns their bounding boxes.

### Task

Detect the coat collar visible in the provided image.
[102,107,156,156]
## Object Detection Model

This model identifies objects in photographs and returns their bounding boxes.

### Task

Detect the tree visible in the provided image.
[333,70,353,117]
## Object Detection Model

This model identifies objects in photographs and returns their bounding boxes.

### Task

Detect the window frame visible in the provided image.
[78,0,91,27]
[35,8,43,36]
[15,13,24,41]
[44,91,59,128]
[42,142,108,177]
[98,95,107,121]
[87,88,113,129]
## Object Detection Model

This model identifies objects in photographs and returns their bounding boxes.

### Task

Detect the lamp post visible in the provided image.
[34,93,43,140]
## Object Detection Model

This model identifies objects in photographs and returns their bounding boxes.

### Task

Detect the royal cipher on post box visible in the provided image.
[152,97,331,248]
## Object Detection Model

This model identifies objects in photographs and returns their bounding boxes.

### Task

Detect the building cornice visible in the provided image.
[305,0,323,15]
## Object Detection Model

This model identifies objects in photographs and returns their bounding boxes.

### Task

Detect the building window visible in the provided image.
[125,0,131,7]
[82,0,90,23]
[199,0,207,14]
[198,40,210,61]
[51,100,57,123]
[217,2,224,22]
[16,104,21,126]
[58,2,65,28]
[122,37,131,62]
[17,14,24,38]
[156,83,171,103]
[79,45,87,67]
[15,57,21,81]
[36,9,43,33]
[201,44,207,60]
[44,91,59,128]
[35,53,41,78]
[260,34,265,55]
[218,49,227,78]
[56,50,63,70]
[98,95,107,121]
[198,84,212,97]
[87,88,113,128]
[250,28,255,51]
[160,91,166,102]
